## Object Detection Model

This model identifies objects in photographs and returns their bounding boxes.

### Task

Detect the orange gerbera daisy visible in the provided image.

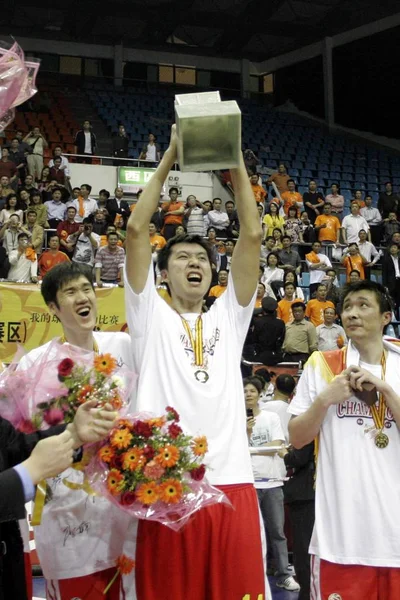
[156,444,180,468]
[159,478,183,504]
[117,554,135,575]
[106,469,125,496]
[111,394,123,410]
[98,445,115,464]
[77,384,94,404]
[116,418,134,430]
[192,436,208,456]
[147,416,166,428]
[110,427,133,450]
[94,353,118,376]
[122,447,146,471]
[136,481,160,505]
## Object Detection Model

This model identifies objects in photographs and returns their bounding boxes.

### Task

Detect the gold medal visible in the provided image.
[375,432,389,449]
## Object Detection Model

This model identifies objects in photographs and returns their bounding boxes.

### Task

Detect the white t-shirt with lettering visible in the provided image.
[125,265,256,485]
[288,339,400,567]
[250,411,286,489]
[23,332,137,580]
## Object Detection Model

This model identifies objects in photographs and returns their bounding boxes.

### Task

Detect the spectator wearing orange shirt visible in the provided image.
[341,242,368,281]
[38,234,70,277]
[305,283,335,326]
[281,180,303,216]
[149,222,166,252]
[161,187,184,240]
[208,269,228,299]
[267,163,291,194]
[353,190,366,209]
[277,282,297,324]
[250,174,267,206]
[314,202,341,244]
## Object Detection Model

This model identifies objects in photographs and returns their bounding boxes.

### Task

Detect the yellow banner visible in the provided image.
[0,283,128,364]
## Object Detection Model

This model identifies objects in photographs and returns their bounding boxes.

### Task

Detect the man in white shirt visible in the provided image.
[207,197,231,238]
[71,184,98,223]
[305,241,332,296]
[316,306,347,351]
[139,133,160,164]
[360,194,382,246]
[358,228,381,279]
[48,146,71,179]
[262,373,296,443]
[288,279,400,599]
[8,232,38,283]
[124,125,266,598]
[341,201,370,244]
[45,188,66,228]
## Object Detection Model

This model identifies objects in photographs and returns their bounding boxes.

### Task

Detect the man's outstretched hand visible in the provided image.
[68,401,118,447]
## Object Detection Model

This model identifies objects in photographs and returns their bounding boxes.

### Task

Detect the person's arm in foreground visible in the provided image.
[230,157,263,306]
[126,127,177,293]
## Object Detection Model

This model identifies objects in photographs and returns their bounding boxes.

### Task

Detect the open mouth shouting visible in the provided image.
[187,271,203,286]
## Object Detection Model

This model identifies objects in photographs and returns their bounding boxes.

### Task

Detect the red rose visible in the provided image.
[120,491,136,506]
[133,420,153,439]
[57,358,74,379]
[43,408,65,426]
[190,464,206,481]
[168,423,183,439]
[16,419,36,434]
[143,446,155,460]
[110,455,123,470]
[165,406,180,422]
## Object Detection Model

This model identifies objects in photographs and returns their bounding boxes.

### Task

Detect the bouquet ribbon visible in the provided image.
[31,480,47,526]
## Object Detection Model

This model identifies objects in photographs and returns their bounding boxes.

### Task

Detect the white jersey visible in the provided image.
[23,332,137,581]
[288,338,400,567]
[125,265,256,485]
[250,411,286,489]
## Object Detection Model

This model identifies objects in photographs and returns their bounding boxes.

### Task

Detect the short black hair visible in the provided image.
[48,233,60,241]
[51,187,63,196]
[169,187,179,195]
[267,251,279,264]
[225,200,235,206]
[18,232,29,241]
[81,184,92,193]
[5,193,19,210]
[26,209,37,217]
[284,281,295,290]
[282,235,291,242]
[66,205,77,213]
[291,301,306,312]
[265,236,274,242]
[287,179,295,185]
[157,234,215,272]
[41,262,94,307]
[243,376,263,394]
[349,269,361,276]
[341,279,393,314]
[317,283,327,290]
[275,374,296,396]
[99,189,110,198]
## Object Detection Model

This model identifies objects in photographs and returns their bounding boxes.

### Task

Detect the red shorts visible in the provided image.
[24,552,32,600]
[46,568,121,600]
[311,556,400,600]
[135,483,265,600]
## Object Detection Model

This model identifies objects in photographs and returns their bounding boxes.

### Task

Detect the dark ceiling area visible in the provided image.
[0,0,399,62]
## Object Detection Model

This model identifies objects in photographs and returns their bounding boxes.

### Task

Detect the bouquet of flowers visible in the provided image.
[85,406,230,530]
[0,339,135,431]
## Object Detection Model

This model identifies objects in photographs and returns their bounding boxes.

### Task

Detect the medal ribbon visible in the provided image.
[369,351,387,432]
[180,316,204,367]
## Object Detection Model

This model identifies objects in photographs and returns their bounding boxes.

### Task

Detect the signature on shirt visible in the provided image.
[62,521,91,546]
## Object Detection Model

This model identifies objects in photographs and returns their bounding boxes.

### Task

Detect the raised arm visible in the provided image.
[230,157,263,306]
[125,126,177,293]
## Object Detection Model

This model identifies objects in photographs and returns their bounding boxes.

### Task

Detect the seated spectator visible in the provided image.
[49,157,66,186]
[250,173,267,205]
[225,200,240,238]
[0,176,14,208]
[305,283,335,326]
[161,187,184,240]
[281,179,303,216]
[262,374,297,443]
[0,244,10,278]
[44,187,66,229]
[0,147,17,185]
[0,214,25,254]
[272,227,284,251]
[278,236,301,275]
[71,184,98,223]
[245,376,299,593]
[106,186,130,227]
[38,234,70,277]
[325,184,344,218]
[90,209,107,236]
[48,145,71,181]
[303,180,325,224]
[207,197,230,238]
[349,269,362,283]
[263,201,285,239]
[352,190,365,208]
[208,269,229,299]
[322,268,341,305]
[94,231,125,286]
[184,195,207,237]
[139,132,160,164]
[99,225,125,248]
[314,203,341,245]
[382,211,400,244]
[284,206,304,244]
[97,188,110,213]
[68,219,100,267]
[341,201,370,244]
[283,301,318,363]
[20,174,38,195]
[255,282,269,308]
[360,195,382,246]
[56,206,80,257]
[262,252,284,288]
[341,243,367,281]
[266,163,291,195]
[277,270,304,301]
[378,181,400,219]
[277,282,297,324]
[305,240,332,296]
[19,188,31,211]
[149,222,166,252]
[316,307,347,351]
[37,166,51,199]
[260,236,276,264]
[0,193,23,225]
[251,297,285,365]
[216,238,235,272]
[382,242,400,315]
[7,232,38,282]
[299,211,317,259]
[25,209,44,254]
